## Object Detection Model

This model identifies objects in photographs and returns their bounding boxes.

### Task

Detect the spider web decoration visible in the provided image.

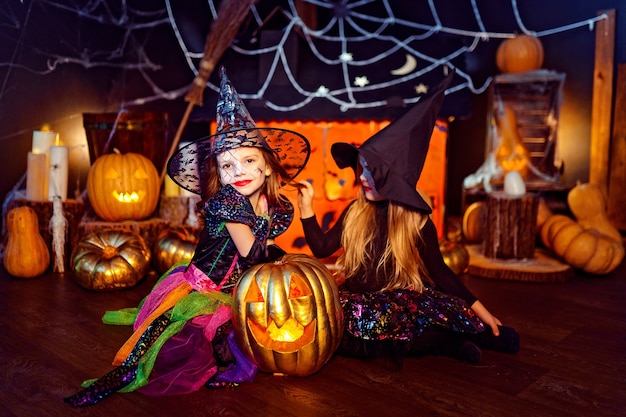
[0,0,608,124]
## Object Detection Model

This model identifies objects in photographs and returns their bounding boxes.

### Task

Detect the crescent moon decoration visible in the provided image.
[390,53,418,76]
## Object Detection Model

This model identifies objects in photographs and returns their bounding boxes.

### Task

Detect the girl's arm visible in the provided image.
[225,222,257,257]
[298,180,345,258]
[469,300,502,336]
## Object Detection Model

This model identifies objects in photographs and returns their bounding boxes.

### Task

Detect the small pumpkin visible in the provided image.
[439,240,470,275]
[496,34,544,74]
[3,206,50,278]
[71,230,151,291]
[87,150,160,222]
[152,226,199,274]
[462,201,486,244]
[232,254,343,377]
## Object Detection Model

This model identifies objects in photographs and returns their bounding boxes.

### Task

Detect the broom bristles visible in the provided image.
[185,0,257,105]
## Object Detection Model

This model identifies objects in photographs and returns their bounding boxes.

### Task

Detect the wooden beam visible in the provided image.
[607,63,626,231]
[589,9,615,195]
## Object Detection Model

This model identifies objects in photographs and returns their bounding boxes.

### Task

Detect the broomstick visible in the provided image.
[160,0,258,185]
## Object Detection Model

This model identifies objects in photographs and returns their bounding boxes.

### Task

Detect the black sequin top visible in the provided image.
[190,185,293,292]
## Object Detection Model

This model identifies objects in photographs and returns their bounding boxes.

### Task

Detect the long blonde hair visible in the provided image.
[338,191,432,292]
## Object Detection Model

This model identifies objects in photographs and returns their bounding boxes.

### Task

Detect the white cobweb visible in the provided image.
[0,0,607,116]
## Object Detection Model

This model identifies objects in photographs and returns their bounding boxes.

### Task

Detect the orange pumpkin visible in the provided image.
[496,35,544,74]
[232,254,343,376]
[3,206,50,278]
[87,150,160,222]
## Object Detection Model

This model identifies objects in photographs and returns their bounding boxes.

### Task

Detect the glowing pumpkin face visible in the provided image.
[87,151,160,221]
[232,254,344,376]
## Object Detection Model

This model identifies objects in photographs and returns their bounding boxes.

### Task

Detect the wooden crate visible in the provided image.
[488,70,566,186]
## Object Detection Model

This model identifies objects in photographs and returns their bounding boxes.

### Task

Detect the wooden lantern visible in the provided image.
[232,254,344,377]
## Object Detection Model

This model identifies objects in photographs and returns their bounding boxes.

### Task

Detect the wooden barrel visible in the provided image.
[83,111,172,174]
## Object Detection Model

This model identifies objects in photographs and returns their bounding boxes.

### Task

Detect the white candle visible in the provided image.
[32,130,57,154]
[48,146,69,201]
[164,176,180,197]
[26,152,48,201]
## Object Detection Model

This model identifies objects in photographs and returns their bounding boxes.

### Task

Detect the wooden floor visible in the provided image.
[1,253,625,417]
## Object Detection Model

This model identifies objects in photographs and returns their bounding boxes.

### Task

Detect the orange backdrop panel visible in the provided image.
[214,120,448,255]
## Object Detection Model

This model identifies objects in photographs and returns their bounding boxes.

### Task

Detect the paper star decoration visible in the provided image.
[339,52,353,62]
[354,76,369,87]
[415,83,429,94]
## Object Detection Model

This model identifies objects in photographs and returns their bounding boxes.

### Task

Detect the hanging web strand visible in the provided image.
[0,0,610,115]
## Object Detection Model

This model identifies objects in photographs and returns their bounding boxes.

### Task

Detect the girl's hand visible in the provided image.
[297,180,315,219]
[470,300,503,336]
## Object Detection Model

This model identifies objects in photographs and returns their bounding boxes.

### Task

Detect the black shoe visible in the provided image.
[473,325,520,354]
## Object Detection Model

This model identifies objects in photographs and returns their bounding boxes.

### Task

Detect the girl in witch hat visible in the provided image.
[297,71,519,364]
[65,67,310,406]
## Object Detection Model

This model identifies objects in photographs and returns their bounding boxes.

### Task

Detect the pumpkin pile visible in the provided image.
[540,183,624,275]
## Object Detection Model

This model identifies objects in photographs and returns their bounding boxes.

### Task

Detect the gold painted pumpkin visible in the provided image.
[232,254,344,376]
[152,226,199,274]
[87,150,160,222]
[3,206,50,278]
[71,230,151,291]
[439,240,470,275]
[496,35,544,74]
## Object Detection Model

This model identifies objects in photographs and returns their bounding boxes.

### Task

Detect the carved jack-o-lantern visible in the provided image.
[87,150,160,222]
[232,254,344,376]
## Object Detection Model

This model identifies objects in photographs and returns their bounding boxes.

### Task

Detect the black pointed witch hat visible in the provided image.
[167,67,311,194]
[331,70,454,212]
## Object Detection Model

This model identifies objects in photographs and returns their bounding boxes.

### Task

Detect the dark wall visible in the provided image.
[1,0,624,224]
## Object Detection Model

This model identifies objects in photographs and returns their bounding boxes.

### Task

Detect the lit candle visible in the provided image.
[48,146,69,201]
[32,130,57,154]
[26,152,48,201]
[164,176,180,197]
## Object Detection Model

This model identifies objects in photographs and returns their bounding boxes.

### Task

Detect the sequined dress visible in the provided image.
[65,185,293,406]
[301,201,485,355]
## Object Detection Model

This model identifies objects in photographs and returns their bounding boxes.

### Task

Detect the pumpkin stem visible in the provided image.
[101,245,119,259]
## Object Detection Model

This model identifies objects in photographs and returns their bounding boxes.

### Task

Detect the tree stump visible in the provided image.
[483,191,538,259]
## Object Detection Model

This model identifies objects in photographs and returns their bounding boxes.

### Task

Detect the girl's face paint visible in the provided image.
[358,154,385,202]
[217,147,271,198]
